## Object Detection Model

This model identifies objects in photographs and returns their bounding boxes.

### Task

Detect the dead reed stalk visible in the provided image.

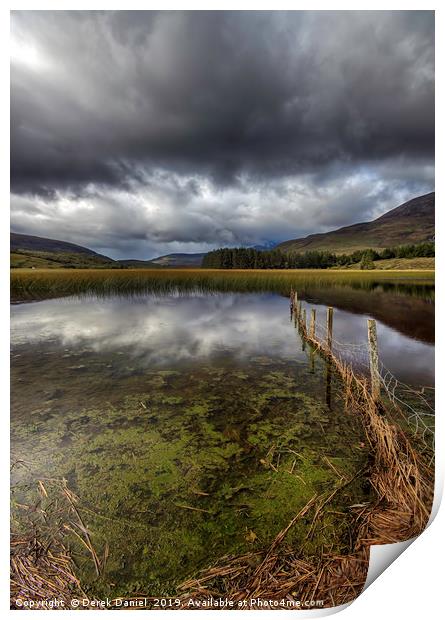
[10,532,83,608]
[10,479,100,609]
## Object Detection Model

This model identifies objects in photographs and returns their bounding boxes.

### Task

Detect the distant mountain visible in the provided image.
[118,259,158,268]
[11,232,115,268]
[277,192,435,254]
[148,253,206,267]
[251,241,277,251]
[119,253,205,268]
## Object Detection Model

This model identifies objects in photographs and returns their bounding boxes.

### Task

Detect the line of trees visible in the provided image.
[201,242,435,270]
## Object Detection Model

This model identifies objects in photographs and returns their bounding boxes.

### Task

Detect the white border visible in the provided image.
[2,3,442,618]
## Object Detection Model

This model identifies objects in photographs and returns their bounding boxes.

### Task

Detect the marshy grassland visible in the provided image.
[359,257,434,270]
[11,267,434,301]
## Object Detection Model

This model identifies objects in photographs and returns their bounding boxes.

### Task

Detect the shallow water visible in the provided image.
[10,286,434,596]
[11,288,434,385]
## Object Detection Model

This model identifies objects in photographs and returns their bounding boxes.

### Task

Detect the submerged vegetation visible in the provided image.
[11,351,370,600]
[11,267,434,302]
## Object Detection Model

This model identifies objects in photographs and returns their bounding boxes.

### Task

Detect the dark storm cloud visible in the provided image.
[11,10,434,193]
[10,11,434,257]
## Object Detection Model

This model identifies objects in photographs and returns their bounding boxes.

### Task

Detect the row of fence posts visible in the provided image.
[290,290,380,400]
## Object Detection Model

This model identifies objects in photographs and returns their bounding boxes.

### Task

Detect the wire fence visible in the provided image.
[378,362,434,450]
[292,295,435,453]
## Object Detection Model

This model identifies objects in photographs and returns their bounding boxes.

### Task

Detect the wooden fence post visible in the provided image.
[325,359,332,408]
[309,347,315,373]
[367,319,380,400]
[310,309,316,339]
[302,308,307,332]
[291,293,297,326]
[326,307,333,351]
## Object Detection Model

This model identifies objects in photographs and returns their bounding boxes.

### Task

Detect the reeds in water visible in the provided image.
[11,267,434,301]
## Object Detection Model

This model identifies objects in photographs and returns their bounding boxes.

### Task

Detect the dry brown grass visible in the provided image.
[10,533,82,609]
[177,495,370,608]
[10,479,102,609]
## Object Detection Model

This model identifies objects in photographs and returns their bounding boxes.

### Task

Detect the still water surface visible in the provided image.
[11,289,434,385]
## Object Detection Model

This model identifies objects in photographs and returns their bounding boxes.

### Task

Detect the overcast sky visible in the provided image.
[10,10,434,259]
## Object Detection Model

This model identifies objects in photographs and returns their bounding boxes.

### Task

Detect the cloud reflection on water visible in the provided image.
[11,292,434,385]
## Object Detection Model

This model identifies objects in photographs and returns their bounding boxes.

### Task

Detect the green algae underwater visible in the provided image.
[12,363,370,597]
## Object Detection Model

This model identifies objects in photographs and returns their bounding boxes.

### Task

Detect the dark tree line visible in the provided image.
[202,242,435,270]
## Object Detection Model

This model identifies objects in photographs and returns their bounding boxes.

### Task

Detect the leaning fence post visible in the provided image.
[291,292,298,326]
[310,309,316,339]
[302,308,307,332]
[367,319,380,400]
[326,307,333,351]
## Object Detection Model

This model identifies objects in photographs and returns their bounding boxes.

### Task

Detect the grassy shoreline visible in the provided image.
[10,268,434,302]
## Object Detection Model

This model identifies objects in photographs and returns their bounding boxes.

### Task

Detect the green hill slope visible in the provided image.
[11,233,115,268]
[277,192,434,254]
